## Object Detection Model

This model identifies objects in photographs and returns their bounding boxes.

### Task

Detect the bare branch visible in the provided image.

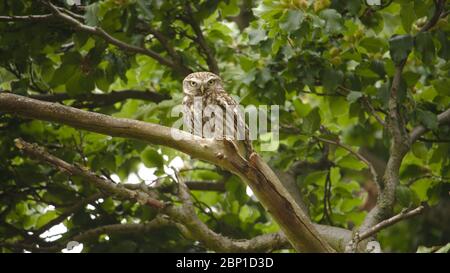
[358,206,425,242]
[361,97,386,127]
[70,216,177,243]
[0,14,54,22]
[29,89,171,108]
[14,138,164,209]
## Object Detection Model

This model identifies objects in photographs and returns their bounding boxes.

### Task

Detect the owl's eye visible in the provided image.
[190,81,197,87]
[207,79,215,86]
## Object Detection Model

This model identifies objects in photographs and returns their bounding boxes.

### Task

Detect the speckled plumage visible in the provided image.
[182,72,252,157]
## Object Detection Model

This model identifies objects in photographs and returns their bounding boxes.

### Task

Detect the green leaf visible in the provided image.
[11,79,29,95]
[412,142,428,159]
[50,64,78,87]
[329,97,348,117]
[346,91,363,103]
[141,147,164,169]
[319,9,343,34]
[400,2,416,33]
[302,171,328,186]
[293,98,312,117]
[389,35,413,64]
[337,154,366,170]
[321,68,343,92]
[248,28,266,45]
[219,0,240,17]
[136,0,153,20]
[417,109,438,131]
[239,205,260,223]
[329,167,341,184]
[360,11,383,33]
[359,37,388,53]
[415,32,435,65]
[302,108,321,134]
[431,78,450,96]
[436,243,450,253]
[411,178,433,201]
[396,185,413,207]
[66,71,95,96]
[279,10,304,32]
[436,31,450,60]
[36,211,59,229]
[85,3,99,26]
[403,71,421,87]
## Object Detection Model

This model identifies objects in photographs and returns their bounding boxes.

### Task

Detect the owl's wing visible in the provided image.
[214,91,253,157]
[182,97,194,134]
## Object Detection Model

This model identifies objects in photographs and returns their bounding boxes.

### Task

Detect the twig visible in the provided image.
[358,206,425,242]
[420,0,446,32]
[314,136,381,188]
[361,97,386,127]
[322,171,334,225]
[0,14,54,22]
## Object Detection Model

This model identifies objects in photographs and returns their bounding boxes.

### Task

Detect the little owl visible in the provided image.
[182,72,252,158]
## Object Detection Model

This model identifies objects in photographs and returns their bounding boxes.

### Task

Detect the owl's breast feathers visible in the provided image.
[182,91,253,157]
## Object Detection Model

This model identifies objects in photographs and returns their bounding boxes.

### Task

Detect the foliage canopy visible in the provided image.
[0,0,449,253]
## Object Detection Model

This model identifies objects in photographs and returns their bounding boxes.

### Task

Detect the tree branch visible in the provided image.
[0,14,54,22]
[124,180,226,192]
[29,89,171,108]
[41,1,191,76]
[358,205,425,242]
[35,193,104,236]
[184,4,220,74]
[14,138,164,209]
[420,0,447,32]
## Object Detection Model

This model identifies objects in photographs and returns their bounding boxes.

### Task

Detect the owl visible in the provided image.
[182,72,252,158]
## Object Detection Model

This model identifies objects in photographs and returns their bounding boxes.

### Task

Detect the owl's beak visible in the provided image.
[200,84,205,94]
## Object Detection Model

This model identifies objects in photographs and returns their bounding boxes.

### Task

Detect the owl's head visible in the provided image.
[182,72,223,96]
